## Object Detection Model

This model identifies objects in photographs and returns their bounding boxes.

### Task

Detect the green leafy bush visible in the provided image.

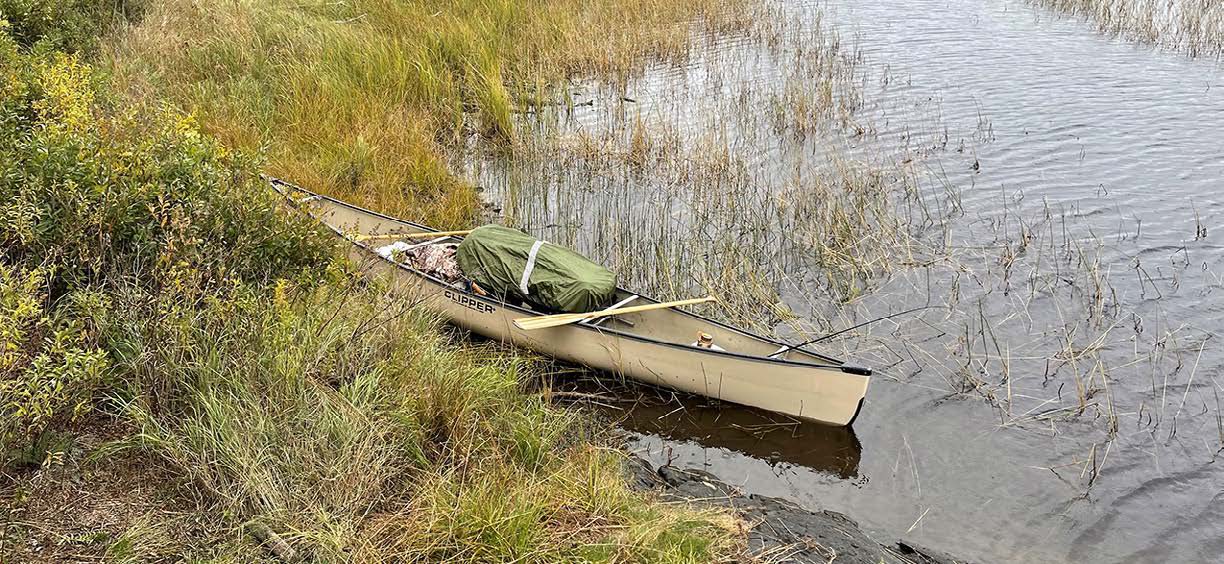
[0,0,143,52]
[0,34,334,293]
[0,264,108,461]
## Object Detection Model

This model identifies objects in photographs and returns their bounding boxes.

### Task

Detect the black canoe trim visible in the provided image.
[268,176,872,376]
[847,397,867,426]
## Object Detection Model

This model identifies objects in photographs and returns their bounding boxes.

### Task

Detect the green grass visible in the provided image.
[109,283,739,561]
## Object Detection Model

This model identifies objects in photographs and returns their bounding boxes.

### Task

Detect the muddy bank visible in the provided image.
[628,457,967,564]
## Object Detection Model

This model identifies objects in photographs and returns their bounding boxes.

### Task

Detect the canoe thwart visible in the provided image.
[582,294,640,326]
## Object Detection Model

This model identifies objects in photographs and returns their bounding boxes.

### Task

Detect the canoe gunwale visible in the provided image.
[268,176,871,376]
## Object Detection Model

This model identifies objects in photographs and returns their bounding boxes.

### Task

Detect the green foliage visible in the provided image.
[0,28,334,295]
[0,264,108,462]
[0,0,144,52]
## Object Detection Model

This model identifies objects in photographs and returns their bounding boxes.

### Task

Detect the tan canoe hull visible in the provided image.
[275,180,870,426]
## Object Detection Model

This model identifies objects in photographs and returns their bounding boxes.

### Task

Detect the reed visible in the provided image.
[1031,0,1224,59]
[479,2,951,338]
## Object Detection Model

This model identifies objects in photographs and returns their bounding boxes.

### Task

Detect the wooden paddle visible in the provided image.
[513,296,717,331]
[354,230,472,242]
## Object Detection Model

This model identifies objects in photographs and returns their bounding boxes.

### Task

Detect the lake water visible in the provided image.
[469,0,1224,561]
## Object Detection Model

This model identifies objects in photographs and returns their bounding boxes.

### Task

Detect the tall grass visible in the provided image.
[103,0,756,227]
[112,282,740,561]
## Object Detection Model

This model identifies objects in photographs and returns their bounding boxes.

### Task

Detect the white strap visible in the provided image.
[519,240,546,296]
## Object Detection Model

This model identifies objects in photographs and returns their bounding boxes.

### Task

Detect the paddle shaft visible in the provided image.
[515,296,716,330]
[355,230,472,242]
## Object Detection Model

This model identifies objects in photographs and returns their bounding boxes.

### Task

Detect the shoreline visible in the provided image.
[627,456,968,564]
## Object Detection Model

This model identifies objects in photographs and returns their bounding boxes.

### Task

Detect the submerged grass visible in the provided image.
[1031,0,1224,59]
[478,0,1223,482]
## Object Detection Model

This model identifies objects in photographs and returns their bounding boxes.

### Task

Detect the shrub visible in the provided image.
[0,264,108,462]
[0,0,143,52]
[0,25,334,295]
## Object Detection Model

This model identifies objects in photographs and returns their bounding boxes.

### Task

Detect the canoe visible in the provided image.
[269,177,871,426]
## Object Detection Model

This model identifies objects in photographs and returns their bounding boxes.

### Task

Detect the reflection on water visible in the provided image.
[615,392,863,479]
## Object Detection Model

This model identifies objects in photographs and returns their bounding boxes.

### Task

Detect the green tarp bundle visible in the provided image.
[456,225,616,313]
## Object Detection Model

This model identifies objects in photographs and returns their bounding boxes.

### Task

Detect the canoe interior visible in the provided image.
[273,178,851,369]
